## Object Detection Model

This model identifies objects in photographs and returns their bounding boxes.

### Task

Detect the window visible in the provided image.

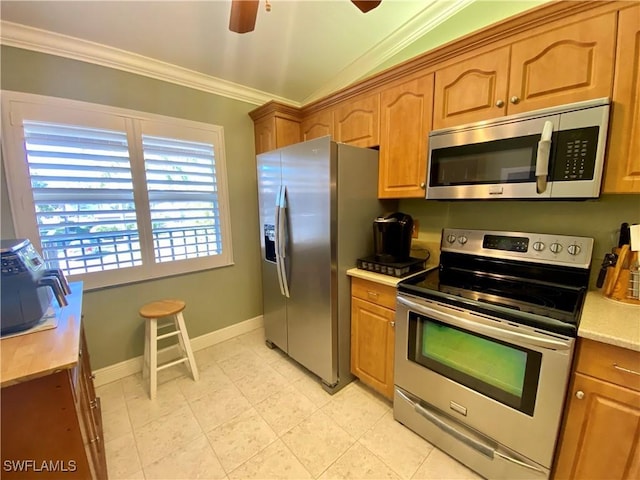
[2,92,233,289]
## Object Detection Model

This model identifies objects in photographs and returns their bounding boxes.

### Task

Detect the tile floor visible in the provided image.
[98,327,483,479]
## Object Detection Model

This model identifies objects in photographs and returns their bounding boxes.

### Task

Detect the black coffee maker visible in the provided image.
[373,212,413,263]
[357,212,425,277]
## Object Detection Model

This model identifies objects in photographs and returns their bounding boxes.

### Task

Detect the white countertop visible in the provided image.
[346,266,437,287]
[578,291,640,352]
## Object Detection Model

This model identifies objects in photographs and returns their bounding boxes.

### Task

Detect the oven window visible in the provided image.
[429,135,541,186]
[408,313,541,416]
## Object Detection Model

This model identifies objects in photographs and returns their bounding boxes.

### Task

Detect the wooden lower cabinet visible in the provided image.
[553,339,640,480]
[0,327,107,479]
[350,277,396,400]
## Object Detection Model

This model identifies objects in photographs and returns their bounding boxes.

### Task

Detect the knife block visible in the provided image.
[603,246,640,305]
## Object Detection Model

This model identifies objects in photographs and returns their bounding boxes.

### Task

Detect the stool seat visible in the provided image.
[140,298,198,399]
[139,299,185,319]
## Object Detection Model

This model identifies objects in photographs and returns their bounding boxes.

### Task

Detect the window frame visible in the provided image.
[1,91,234,290]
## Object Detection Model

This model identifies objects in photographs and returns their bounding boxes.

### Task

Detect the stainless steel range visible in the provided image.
[394,228,593,479]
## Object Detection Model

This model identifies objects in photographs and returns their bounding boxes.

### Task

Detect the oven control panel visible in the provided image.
[441,228,594,268]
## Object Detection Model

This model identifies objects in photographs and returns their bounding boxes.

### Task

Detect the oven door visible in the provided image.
[394,293,574,474]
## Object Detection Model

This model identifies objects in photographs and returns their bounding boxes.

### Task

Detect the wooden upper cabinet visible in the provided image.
[254,116,301,155]
[433,47,509,129]
[433,12,616,129]
[334,93,380,147]
[250,102,302,155]
[508,12,616,114]
[603,4,640,194]
[379,74,434,198]
[301,109,333,142]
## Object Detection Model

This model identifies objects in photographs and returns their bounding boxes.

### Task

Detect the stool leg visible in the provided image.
[149,317,158,400]
[175,312,199,382]
[143,319,150,381]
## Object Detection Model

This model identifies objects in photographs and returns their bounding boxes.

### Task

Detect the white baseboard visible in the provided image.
[93,315,264,387]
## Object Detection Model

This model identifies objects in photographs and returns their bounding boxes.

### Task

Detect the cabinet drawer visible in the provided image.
[351,277,397,310]
[576,338,640,392]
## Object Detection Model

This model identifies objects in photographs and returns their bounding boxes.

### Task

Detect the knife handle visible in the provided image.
[596,267,608,288]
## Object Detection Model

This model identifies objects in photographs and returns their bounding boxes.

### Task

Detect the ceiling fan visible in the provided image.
[229,0,382,34]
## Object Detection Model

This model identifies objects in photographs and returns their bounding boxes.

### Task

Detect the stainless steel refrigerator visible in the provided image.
[257,136,382,394]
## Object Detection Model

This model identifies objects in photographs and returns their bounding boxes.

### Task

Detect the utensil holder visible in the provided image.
[604,246,640,305]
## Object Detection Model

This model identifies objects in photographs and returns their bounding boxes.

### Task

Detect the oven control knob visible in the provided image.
[446,234,457,244]
[532,241,545,252]
[458,236,468,245]
[550,243,563,254]
[567,244,581,256]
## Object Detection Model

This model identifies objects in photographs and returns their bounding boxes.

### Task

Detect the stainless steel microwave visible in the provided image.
[426,98,610,200]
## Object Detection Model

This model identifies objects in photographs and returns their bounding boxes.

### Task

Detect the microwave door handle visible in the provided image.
[535,121,554,194]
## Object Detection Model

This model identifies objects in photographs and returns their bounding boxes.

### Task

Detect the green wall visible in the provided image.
[1,46,263,369]
[401,195,640,287]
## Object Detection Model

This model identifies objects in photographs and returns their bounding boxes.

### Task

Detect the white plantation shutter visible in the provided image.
[23,121,142,275]
[142,135,223,262]
[3,92,233,289]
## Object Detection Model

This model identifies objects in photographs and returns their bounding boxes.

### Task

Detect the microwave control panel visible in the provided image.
[551,126,599,182]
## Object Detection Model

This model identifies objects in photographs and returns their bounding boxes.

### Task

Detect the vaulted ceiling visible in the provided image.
[0,1,545,106]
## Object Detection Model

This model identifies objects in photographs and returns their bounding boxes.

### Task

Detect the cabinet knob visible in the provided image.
[510,96,520,104]
[495,99,505,108]
[390,321,395,328]
[420,182,426,189]
[575,390,585,400]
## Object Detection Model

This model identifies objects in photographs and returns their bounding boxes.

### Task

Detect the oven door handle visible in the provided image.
[397,389,547,476]
[397,296,571,351]
[397,389,494,459]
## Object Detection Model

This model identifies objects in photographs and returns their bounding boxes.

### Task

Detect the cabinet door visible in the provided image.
[301,109,333,141]
[254,117,301,154]
[350,297,395,399]
[433,47,510,129]
[604,5,640,193]
[254,117,276,155]
[379,74,434,198]
[508,13,616,115]
[334,93,380,147]
[554,373,640,480]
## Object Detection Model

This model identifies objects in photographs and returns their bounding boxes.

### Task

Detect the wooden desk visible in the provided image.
[1,282,108,479]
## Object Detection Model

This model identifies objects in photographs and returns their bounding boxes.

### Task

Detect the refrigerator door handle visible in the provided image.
[278,186,291,298]
[274,185,286,296]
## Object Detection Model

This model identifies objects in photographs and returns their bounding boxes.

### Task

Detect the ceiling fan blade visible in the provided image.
[229,0,259,34]
[351,1,382,13]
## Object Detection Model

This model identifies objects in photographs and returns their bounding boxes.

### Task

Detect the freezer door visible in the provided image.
[281,137,336,384]
[257,150,287,352]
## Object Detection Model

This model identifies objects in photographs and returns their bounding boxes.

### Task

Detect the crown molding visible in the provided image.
[0,21,301,108]
[302,0,475,104]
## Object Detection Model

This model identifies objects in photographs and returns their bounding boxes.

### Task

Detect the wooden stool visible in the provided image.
[140,299,199,399]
